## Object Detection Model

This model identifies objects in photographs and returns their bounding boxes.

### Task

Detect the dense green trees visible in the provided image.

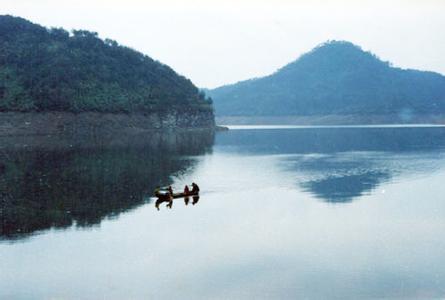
[0,15,213,113]
[208,41,445,117]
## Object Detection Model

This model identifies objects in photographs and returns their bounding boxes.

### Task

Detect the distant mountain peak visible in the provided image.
[208,41,445,119]
[278,40,387,76]
[304,40,376,59]
[309,40,363,53]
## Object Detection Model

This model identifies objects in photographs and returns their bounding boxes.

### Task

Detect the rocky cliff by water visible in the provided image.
[0,110,215,137]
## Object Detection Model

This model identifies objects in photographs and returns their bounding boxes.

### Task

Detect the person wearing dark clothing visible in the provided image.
[184,185,190,194]
[191,182,200,193]
[168,185,173,195]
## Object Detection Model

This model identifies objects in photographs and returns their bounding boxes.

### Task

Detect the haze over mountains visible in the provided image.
[208,41,445,124]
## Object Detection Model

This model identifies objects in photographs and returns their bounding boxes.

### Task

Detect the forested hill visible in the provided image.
[208,41,445,118]
[0,15,212,113]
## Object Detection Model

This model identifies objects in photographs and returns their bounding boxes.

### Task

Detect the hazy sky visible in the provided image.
[1,0,444,88]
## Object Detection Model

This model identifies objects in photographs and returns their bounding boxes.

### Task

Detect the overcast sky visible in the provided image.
[1,0,444,88]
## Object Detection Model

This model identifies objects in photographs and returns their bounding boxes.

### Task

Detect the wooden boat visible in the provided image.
[155,190,199,199]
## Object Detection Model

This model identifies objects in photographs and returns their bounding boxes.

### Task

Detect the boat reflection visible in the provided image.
[155,195,200,210]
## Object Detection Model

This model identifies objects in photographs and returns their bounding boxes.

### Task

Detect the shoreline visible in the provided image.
[216,114,445,126]
[220,124,445,130]
[0,111,216,137]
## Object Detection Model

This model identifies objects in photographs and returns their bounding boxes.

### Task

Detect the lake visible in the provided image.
[1,126,445,299]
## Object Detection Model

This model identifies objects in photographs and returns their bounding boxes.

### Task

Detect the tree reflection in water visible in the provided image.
[0,130,214,241]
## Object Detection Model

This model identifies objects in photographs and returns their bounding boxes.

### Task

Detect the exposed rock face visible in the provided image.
[0,110,215,136]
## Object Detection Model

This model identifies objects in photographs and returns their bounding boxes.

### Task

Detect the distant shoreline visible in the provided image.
[222,124,445,130]
[216,115,445,126]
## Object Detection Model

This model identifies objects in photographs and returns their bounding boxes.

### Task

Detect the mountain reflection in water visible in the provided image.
[2,127,445,240]
[2,126,445,299]
[0,130,214,240]
[217,127,445,202]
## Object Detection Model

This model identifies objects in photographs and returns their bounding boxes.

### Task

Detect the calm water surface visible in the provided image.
[1,127,445,299]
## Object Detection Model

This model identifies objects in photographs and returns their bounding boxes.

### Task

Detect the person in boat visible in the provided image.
[184,185,190,195]
[191,182,200,194]
[168,185,173,195]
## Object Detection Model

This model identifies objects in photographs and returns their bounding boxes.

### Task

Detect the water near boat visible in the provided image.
[1,126,445,299]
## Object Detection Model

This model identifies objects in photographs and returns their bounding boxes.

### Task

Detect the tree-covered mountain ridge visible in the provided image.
[208,41,445,120]
[0,15,213,114]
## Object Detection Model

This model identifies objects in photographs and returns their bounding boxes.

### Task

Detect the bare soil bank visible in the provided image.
[0,111,215,137]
